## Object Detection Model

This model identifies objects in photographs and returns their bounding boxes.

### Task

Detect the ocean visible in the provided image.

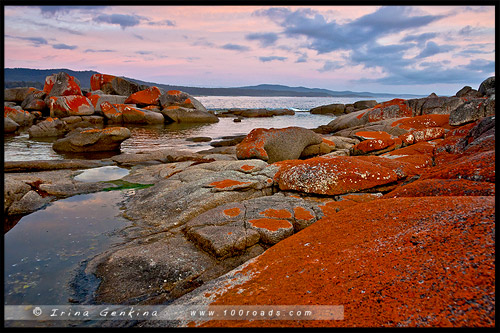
[4,96,394,161]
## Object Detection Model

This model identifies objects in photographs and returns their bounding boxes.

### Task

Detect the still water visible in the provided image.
[4,190,133,305]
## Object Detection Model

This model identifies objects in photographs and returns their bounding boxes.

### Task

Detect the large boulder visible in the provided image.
[4,116,19,133]
[100,102,165,124]
[48,95,95,117]
[161,106,219,123]
[90,73,146,96]
[43,72,82,97]
[4,106,35,126]
[52,127,131,153]
[273,155,404,195]
[353,100,378,110]
[236,127,323,163]
[28,117,69,138]
[124,86,163,106]
[310,103,345,115]
[449,96,495,126]
[478,76,495,97]
[85,91,128,112]
[21,89,47,111]
[4,87,38,103]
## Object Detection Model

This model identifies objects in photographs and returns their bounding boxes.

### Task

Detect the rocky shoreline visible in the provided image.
[4,72,495,327]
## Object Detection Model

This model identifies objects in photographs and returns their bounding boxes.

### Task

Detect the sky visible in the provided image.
[3,5,496,95]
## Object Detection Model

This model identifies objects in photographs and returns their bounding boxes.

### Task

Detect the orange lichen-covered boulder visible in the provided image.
[383,178,495,198]
[52,126,131,153]
[124,86,163,106]
[300,137,337,158]
[27,117,69,138]
[364,98,414,122]
[100,102,164,124]
[85,91,128,112]
[159,90,206,111]
[48,95,95,118]
[4,106,35,126]
[193,196,494,328]
[273,155,400,195]
[159,90,217,123]
[420,150,495,183]
[90,73,144,96]
[350,131,403,155]
[391,114,450,130]
[43,72,82,97]
[398,127,446,145]
[236,127,323,163]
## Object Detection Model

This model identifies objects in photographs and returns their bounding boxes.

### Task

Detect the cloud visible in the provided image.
[318,60,342,72]
[400,32,437,44]
[52,43,77,50]
[415,41,455,59]
[84,49,116,53]
[148,19,176,27]
[38,6,106,17]
[5,35,48,46]
[259,56,287,62]
[355,59,494,85]
[463,59,495,72]
[256,6,446,54]
[245,32,279,47]
[255,6,492,87]
[93,14,145,29]
[221,43,250,51]
[295,53,308,63]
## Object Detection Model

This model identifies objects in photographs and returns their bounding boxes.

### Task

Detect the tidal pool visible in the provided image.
[73,166,130,183]
[4,190,133,306]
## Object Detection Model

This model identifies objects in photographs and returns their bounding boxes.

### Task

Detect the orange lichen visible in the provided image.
[352,138,395,153]
[248,218,292,232]
[392,114,450,130]
[355,131,393,140]
[240,165,255,171]
[209,179,251,189]
[367,99,412,122]
[274,156,399,195]
[90,73,115,91]
[223,207,241,217]
[399,127,446,145]
[259,209,292,219]
[384,178,495,198]
[166,105,180,110]
[124,86,162,105]
[168,90,181,95]
[200,196,495,328]
[293,207,315,221]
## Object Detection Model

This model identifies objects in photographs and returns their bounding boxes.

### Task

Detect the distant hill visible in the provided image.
[4,68,425,98]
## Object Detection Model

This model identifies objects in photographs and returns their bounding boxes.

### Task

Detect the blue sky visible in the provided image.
[4,5,496,95]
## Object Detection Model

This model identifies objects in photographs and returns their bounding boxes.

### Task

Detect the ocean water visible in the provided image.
[3,96,393,161]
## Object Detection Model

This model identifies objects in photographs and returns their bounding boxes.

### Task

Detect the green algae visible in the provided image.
[101,179,154,191]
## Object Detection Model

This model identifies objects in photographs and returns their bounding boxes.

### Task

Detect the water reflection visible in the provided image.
[4,191,132,305]
[73,166,130,183]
